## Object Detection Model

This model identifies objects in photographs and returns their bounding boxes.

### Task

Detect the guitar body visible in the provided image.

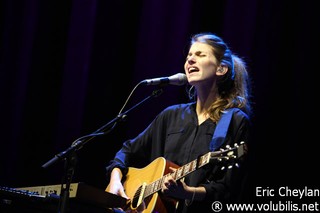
[124,157,179,213]
[107,157,179,213]
[106,143,244,212]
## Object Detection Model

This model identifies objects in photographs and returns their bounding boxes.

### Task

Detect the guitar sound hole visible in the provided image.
[131,185,142,208]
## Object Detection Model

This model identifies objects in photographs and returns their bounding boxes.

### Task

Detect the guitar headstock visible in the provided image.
[210,141,246,168]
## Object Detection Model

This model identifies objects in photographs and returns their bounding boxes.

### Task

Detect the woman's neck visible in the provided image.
[196,91,217,125]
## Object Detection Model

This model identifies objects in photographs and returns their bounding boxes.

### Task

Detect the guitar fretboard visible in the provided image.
[144,152,211,198]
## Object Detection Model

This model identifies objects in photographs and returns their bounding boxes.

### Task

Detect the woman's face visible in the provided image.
[184,42,219,86]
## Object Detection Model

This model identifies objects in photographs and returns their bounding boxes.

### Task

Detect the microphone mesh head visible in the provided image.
[170,73,188,85]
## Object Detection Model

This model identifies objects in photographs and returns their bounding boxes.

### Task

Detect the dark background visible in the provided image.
[1,0,319,204]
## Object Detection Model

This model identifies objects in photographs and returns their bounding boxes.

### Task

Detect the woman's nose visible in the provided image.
[187,56,195,63]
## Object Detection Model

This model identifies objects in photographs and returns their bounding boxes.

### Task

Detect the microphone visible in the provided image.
[141,73,188,86]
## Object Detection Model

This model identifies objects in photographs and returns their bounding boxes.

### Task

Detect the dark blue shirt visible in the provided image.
[106,102,250,212]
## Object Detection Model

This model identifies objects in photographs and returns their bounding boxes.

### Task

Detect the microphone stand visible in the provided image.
[41,88,163,213]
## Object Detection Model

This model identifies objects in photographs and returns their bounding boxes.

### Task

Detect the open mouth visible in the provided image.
[188,67,199,73]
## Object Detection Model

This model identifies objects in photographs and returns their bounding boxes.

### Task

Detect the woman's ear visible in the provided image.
[216,65,228,76]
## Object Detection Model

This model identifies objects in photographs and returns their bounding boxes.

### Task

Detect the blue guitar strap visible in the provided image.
[209,108,238,151]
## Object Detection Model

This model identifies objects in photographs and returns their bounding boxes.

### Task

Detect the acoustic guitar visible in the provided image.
[106,142,245,213]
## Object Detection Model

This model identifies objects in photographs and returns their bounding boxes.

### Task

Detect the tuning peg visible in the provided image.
[221,166,225,170]
[240,141,245,145]
[235,163,240,168]
[234,143,238,147]
[228,165,233,169]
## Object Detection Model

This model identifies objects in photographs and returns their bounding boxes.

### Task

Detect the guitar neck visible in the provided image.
[143,143,244,198]
[144,152,211,198]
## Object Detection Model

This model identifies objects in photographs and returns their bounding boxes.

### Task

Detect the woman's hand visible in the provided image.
[107,168,145,213]
[161,167,193,199]
[107,179,128,199]
[161,167,206,201]
[107,168,129,199]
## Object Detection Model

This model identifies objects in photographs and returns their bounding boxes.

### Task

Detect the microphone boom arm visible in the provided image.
[42,87,164,169]
[42,79,163,213]
[41,87,164,213]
